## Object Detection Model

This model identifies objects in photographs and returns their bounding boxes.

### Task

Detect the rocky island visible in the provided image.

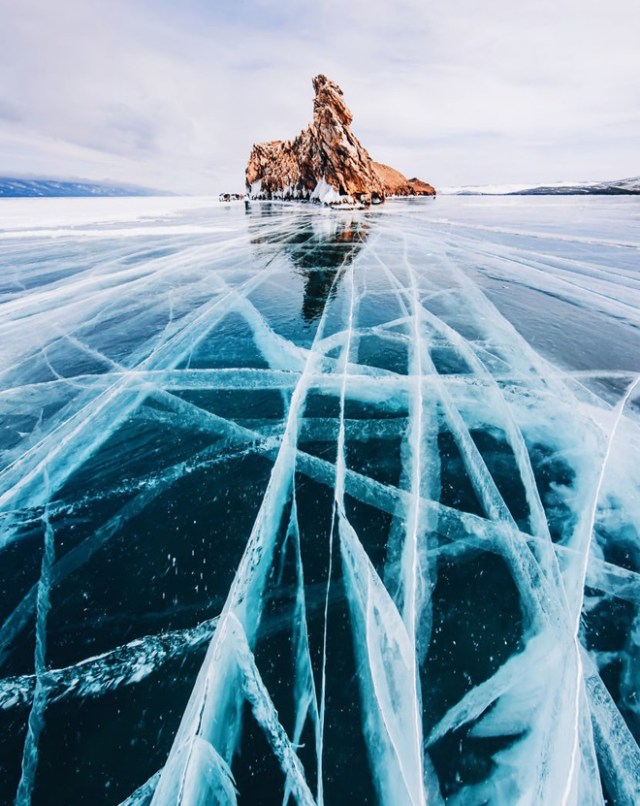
[246,75,435,206]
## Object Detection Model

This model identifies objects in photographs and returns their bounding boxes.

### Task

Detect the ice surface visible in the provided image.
[0,196,639,804]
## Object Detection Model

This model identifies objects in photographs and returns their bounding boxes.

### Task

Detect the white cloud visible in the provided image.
[0,0,638,192]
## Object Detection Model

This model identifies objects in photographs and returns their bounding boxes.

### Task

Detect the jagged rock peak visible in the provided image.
[245,75,435,206]
[312,74,353,127]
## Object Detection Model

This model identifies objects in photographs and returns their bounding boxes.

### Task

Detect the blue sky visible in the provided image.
[0,0,638,193]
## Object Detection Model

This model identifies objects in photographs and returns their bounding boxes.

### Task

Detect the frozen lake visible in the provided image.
[0,195,639,804]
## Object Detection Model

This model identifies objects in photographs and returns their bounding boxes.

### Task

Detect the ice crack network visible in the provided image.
[0,198,639,805]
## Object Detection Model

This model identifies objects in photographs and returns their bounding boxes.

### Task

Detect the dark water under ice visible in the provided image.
[0,196,639,805]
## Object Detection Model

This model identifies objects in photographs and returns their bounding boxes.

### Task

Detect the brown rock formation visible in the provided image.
[246,75,435,205]
[372,162,436,198]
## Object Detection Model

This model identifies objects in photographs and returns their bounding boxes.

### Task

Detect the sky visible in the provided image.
[0,0,638,194]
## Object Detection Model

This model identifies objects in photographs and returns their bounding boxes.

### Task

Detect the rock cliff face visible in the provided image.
[246,75,435,205]
[371,162,436,198]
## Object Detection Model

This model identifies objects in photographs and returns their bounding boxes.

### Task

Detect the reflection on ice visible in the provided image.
[0,197,639,804]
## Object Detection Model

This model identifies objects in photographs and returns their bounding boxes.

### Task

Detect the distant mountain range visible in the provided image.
[445,177,640,196]
[510,177,640,196]
[0,176,173,197]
